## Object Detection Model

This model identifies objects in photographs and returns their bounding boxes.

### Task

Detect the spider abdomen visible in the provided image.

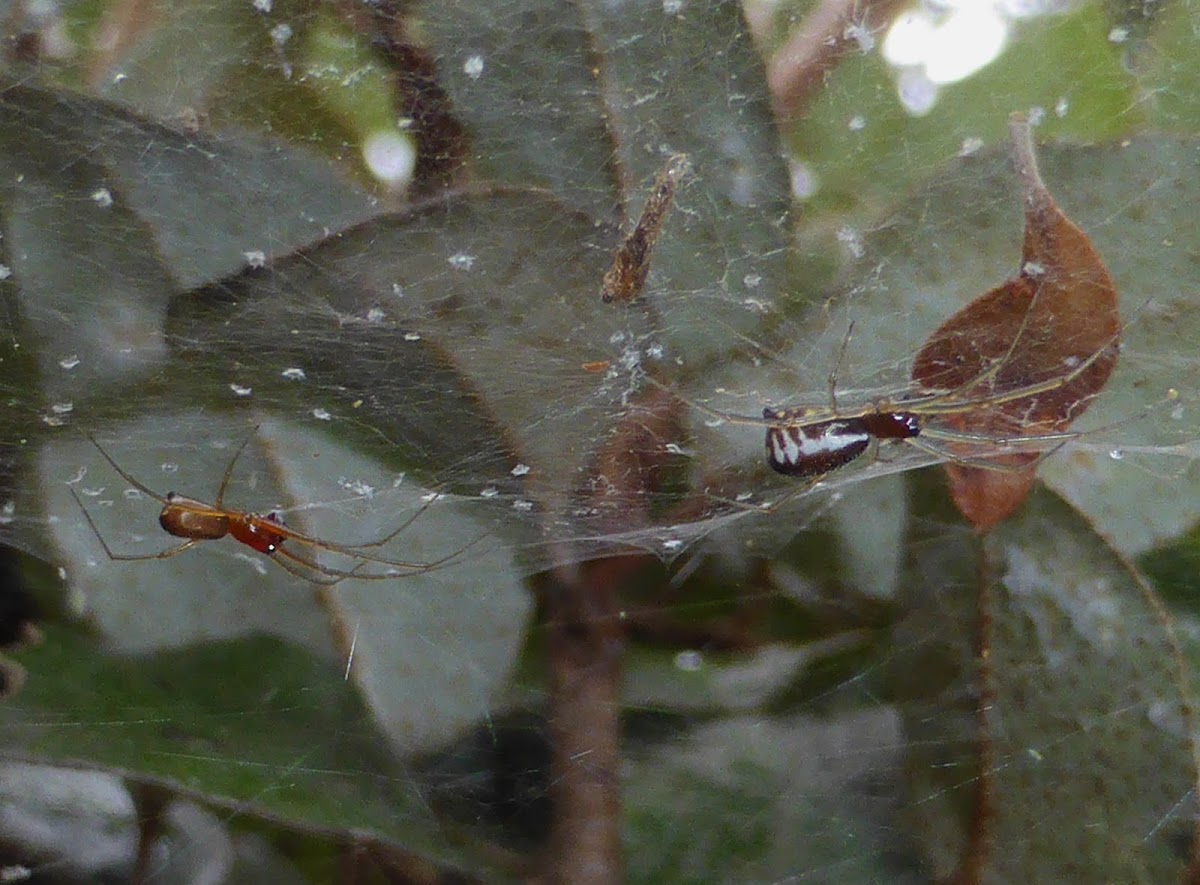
[159,494,230,541]
[763,409,921,477]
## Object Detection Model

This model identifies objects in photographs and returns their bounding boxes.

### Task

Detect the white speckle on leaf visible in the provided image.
[366,307,385,323]
[743,273,761,288]
[847,114,866,131]
[1055,96,1069,118]
[91,188,113,207]
[674,649,702,670]
[403,332,421,341]
[463,55,484,78]
[51,402,73,415]
[230,383,253,397]
[0,501,13,525]
[958,136,984,157]
[339,477,375,498]
[281,367,306,381]
[844,22,875,52]
[1109,448,1125,461]
[511,463,531,477]
[1027,105,1046,125]
[0,264,11,280]
[312,408,332,421]
[253,0,272,11]
[1108,26,1128,43]
[662,0,684,13]
[270,23,292,47]
[59,355,80,370]
[243,250,266,268]
[836,225,865,258]
[512,499,534,512]
[788,159,818,199]
[448,252,476,270]
[480,487,499,498]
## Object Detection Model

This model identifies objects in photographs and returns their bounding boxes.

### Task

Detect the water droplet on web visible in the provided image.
[312,408,332,421]
[366,307,385,323]
[59,355,80,370]
[463,55,484,78]
[403,332,421,341]
[512,499,533,512]
[363,131,416,187]
[447,252,476,271]
[281,367,306,381]
[229,383,253,397]
[91,188,113,207]
[511,463,531,477]
[1108,447,1125,461]
[242,250,266,269]
[479,487,498,498]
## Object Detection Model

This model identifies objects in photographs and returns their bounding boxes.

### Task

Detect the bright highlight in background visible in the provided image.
[883,1,1026,114]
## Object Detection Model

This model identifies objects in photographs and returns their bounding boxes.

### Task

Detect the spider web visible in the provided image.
[1,0,1200,881]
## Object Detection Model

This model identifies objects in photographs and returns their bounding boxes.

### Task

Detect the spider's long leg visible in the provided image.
[906,434,1075,474]
[910,322,1122,417]
[274,545,440,582]
[87,436,169,504]
[213,432,258,509]
[640,374,792,428]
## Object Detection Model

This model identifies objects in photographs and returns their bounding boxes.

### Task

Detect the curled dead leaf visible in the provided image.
[911,113,1120,530]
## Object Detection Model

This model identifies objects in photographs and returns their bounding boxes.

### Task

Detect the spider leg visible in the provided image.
[910,326,1121,418]
[274,545,436,582]
[72,489,198,561]
[213,432,258,510]
[86,436,169,504]
[271,490,491,572]
[906,434,1075,474]
[266,547,350,586]
[640,373,799,428]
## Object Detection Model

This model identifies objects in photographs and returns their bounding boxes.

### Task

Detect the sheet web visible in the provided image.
[1,0,1200,881]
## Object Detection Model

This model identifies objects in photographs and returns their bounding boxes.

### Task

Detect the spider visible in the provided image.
[71,434,473,585]
[648,321,1122,510]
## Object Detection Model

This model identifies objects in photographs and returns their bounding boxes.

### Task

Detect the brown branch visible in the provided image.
[767,0,908,121]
